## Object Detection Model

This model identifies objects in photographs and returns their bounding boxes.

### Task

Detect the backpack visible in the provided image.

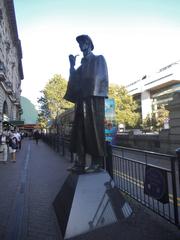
[9,137,17,149]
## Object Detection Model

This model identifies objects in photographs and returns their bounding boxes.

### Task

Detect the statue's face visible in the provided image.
[78,40,91,52]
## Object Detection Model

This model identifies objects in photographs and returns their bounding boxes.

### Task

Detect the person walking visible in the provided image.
[0,131,8,164]
[8,132,17,162]
[33,130,40,144]
[14,130,21,150]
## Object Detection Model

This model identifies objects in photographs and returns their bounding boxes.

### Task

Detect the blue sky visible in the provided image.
[14,0,180,106]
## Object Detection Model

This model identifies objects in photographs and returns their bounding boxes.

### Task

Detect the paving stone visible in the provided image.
[0,139,69,239]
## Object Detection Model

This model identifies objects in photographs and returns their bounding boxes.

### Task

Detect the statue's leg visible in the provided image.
[67,153,85,173]
[77,153,86,168]
[83,97,106,170]
[85,155,104,173]
[68,102,86,173]
[91,156,104,168]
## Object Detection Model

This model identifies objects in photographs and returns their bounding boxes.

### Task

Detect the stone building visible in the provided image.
[0,0,23,131]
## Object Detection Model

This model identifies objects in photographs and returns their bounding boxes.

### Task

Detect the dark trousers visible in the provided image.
[70,97,106,166]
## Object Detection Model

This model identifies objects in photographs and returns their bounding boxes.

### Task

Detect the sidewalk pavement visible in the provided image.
[0,138,179,240]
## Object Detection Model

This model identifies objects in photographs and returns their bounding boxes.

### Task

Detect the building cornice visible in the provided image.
[4,0,24,80]
[5,1,18,46]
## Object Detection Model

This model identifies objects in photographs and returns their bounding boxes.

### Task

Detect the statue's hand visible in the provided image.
[69,54,76,67]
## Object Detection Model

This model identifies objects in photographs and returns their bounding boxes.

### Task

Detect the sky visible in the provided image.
[14,0,180,107]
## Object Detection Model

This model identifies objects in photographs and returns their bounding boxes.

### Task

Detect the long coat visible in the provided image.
[64,53,109,157]
[64,53,108,102]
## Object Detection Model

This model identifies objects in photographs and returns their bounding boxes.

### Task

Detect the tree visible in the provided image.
[154,105,169,131]
[38,112,48,129]
[108,84,140,128]
[141,105,169,132]
[38,74,73,126]
[141,114,153,132]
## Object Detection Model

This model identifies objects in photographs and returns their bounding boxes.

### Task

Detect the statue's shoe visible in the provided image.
[67,165,85,173]
[85,164,102,173]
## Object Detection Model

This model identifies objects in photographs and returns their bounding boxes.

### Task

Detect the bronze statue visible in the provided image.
[64,35,109,172]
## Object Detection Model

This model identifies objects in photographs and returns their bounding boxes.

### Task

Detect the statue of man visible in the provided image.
[64,34,109,172]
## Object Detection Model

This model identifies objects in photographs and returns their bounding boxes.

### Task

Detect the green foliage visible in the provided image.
[38,112,48,129]
[155,105,169,131]
[38,80,141,129]
[141,114,153,132]
[38,74,73,127]
[141,105,169,132]
[109,84,140,128]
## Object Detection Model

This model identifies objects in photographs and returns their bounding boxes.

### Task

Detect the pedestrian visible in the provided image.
[0,131,8,163]
[105,123,118,145]
[8,132,17,162]
[33,130,40,144]
[14,130,21,150]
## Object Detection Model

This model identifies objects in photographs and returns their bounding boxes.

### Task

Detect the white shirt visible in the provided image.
[14,132,21,142]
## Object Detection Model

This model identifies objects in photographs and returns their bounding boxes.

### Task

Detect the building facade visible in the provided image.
[0,0,23,131]
[126,60,180,120]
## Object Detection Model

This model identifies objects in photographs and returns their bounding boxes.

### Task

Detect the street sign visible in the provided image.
[144,165,169,203]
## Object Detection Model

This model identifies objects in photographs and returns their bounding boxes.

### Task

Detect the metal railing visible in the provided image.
[42,134,73,162]
[42,134,180,227]
[112,145,180,227]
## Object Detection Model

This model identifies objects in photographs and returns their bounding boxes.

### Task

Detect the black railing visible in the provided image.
[112,145,180,227]
[42,134,180,227]
[42,134,73,162]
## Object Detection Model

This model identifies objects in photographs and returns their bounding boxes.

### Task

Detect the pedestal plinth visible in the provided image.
[53,171,132,239]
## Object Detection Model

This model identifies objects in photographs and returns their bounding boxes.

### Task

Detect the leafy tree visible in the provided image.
[108,84,140,128]
[141,105,169,132]
[141,114,153,132]
[154,105,169,131]
[38,74,73,126]
[38,112,48,129]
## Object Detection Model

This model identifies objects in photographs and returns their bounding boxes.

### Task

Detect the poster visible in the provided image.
[105,98,115,122]
[105,98,117,144]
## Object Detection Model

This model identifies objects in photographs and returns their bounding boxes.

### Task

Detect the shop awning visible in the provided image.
[9,120,25,126]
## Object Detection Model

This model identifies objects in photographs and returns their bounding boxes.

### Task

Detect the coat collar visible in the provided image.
[81,52,94,64]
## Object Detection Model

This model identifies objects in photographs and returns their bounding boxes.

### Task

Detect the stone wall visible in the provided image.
[115,134,161,153]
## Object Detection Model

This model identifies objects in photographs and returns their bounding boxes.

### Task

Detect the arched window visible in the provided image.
[2,101,8,121]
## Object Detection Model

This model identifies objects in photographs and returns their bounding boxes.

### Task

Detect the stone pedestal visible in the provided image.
[53,171,133,239]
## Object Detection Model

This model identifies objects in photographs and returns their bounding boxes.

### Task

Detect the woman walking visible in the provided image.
[0,131,8,163]
[9,132,17,162]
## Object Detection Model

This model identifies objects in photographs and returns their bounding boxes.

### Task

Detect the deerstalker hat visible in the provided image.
[76,35,94,50]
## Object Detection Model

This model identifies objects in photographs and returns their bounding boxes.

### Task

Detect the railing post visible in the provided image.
[62,137,65,156]
[171,156,179,226]
[105,142,113,179]
[176,148,180,195]
[176,148,180,228]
